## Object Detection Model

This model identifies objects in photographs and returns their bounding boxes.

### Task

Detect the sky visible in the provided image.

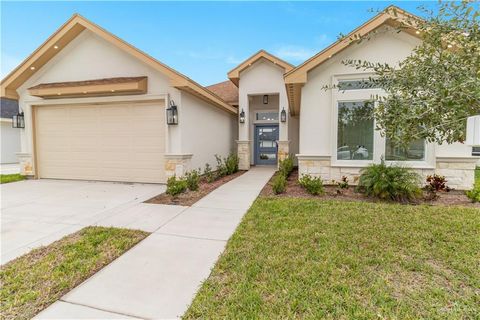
[0,1,436,86]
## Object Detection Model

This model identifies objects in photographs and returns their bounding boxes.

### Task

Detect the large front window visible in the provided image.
[385,138,425,161]
[337,101,374,160]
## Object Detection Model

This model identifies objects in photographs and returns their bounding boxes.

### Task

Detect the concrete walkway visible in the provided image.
[36,166,275,320]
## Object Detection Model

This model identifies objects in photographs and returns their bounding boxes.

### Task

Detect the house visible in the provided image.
[0,97,21,164]
[1,6,476,189]
[0,14,237,183]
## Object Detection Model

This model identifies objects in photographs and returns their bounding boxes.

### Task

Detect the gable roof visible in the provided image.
[228,50,294,86]
[206,80,238,106]
[0,14,237,115]
[285,6,422,115]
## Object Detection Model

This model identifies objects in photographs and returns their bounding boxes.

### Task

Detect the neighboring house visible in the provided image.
[0,97,20,164]
[0,6,476,188]
[0,14,236,183]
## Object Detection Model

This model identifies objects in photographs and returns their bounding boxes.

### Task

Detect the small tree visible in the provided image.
[342,1,479,147]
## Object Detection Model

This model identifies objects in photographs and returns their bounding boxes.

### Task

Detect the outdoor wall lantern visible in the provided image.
[166,100,178,125]
[12,111,25,128]
[263,95,269,104]
[466,115,480,146]
[280,108,287,123]
[239,109,245,123]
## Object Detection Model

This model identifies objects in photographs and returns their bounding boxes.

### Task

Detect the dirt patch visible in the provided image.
[145,171,245,206]
[260,169,480,207]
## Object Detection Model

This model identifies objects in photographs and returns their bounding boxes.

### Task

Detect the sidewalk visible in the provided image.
[36,166,275,319]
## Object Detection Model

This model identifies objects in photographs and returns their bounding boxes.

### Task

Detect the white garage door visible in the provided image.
[35,102,166,183]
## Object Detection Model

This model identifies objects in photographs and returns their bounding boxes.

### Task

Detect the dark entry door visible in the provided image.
[255,124,279,165]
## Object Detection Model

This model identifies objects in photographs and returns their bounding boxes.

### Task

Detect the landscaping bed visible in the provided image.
[185,197,480,319]
[0,226,148,320]
[261,169,480,207]
[146,171,245,206]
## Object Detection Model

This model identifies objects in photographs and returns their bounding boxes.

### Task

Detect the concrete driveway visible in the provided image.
[1,179,165,264]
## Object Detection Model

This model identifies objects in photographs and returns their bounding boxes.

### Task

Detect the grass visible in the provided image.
[0,174,24,184]
[0,226,148,320]
[185,198,480,319]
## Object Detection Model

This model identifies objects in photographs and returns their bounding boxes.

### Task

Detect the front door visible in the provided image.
[254,124,279,165]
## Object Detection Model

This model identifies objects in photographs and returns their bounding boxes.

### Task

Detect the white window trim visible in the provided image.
[331,74,435,169]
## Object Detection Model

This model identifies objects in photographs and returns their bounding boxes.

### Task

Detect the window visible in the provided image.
[337,79,379,91]
[473,146,480,156]
[385,138,425,161]
[256,112,278,121]
[337,101,374,160]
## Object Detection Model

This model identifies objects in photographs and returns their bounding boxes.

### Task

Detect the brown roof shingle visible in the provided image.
[206,80,238,106]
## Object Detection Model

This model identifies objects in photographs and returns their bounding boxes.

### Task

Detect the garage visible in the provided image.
[35,102,166,183]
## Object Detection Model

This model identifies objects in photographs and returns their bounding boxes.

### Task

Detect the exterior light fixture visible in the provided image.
[263,95,268,104]
[166,100,178,125]
[30,66,35,70]
[280,108,287,122]
[54,45,59,49]
[12,111,25,128]
[239,109,245,123]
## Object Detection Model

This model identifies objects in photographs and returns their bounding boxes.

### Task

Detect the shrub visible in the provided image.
[358,161,421,202]
[185,169,200,191]
[215,155,228,178]
[338,176,349,189]
[166,175,187,196]
[466,186,480,203]
[225,153,239,175]
[272,174,287,194]
[215,153,239,178]
[426,174,449,192]
[299,174,324,195]
[279,155,294,178]
[203,163,214,183]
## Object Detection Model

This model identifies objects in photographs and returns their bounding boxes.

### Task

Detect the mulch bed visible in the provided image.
[145,171,246,206]
[261,169,480,207]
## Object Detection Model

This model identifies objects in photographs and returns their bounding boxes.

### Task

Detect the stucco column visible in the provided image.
[236,140,251,170]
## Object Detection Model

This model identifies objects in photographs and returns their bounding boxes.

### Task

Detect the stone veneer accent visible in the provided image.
[277,140,290,164]
[17,152,34,176]
[164,154,193,179]
[236,140,250,170]
[297,155,476,190]
[435,157,477,190]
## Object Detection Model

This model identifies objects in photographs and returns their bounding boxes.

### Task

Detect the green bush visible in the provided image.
[357,161,421,202]
[166,175,188,196]
[279,155,294,177]
[225,153,239,175]
[215,153,239,178]
[203,163,214,183]
[272,174,287,194]
[299,174,324,195]
[185,169,200,191]
[466,186,480,203]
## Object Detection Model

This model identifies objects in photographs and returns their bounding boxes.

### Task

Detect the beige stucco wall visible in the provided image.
[1,120,20,164]
[180,92,236,171]
[14,29,233,180]
[297,26,475,189]
[238,59,298,165]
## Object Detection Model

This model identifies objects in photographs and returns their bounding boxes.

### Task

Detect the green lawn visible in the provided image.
[185,198,480,319]
[0,174,24,184]
[0,227,148,320]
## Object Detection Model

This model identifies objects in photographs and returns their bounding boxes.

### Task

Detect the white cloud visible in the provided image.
[274,45,317,62]
[1,53,22,78]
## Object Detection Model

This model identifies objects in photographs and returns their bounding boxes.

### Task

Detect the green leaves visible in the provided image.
[343,1,480,147]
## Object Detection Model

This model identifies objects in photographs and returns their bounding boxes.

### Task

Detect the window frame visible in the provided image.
[253,109,279,124]
[331,74,434,169]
